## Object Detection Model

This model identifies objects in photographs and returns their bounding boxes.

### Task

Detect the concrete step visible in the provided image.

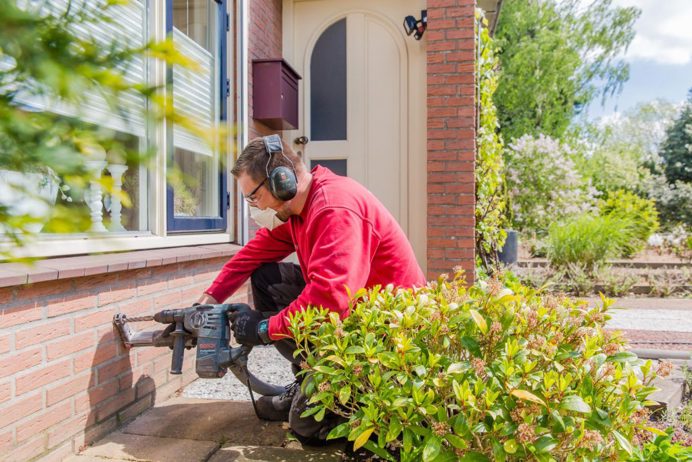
[66,398,345,462]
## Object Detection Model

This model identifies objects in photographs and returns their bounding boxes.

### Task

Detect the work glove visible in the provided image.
[228,304,271,346]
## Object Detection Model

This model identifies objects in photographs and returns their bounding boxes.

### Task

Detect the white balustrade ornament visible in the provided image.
[106,163,128,232]
[84,160,108,232]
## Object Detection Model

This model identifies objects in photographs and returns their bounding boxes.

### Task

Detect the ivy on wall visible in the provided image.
[475,9,507,270]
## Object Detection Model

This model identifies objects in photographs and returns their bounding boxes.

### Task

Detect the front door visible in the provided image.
[284,0,427,266]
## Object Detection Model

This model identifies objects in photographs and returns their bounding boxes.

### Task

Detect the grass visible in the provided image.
[547,214,636,271]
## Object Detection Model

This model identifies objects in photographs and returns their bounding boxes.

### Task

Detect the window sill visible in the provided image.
[0,243,241,288]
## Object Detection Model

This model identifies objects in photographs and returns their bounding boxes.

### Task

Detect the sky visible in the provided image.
[584,0,692,120]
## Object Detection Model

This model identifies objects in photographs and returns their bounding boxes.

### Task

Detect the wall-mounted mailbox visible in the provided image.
[252,59,302,130]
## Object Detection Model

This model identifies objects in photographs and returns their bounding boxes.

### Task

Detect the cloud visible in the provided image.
[612,0,692,65]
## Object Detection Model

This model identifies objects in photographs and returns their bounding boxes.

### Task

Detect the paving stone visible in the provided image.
[123,398,288,447]
[648,377,686,413]
[208,445,343,462]
[74,431,218,462]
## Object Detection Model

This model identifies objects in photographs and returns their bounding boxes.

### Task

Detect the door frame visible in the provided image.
[282,0,427,269]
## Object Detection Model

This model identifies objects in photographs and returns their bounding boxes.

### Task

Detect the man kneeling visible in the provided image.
[197,135,425,442]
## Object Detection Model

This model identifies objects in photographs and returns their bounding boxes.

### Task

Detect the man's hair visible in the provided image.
[231,137,303,182]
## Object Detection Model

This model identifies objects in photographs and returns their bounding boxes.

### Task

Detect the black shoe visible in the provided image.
[255,380,300,422]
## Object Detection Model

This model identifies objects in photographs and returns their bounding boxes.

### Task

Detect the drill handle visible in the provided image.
[169,320,187,374]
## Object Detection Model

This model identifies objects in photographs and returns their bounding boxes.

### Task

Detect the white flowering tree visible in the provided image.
[506,134,598,234]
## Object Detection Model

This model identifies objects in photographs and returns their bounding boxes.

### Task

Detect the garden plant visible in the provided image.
[288,272,690,461]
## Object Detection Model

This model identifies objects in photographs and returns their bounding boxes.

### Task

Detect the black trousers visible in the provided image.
[250,262,305,372]
[250,263,341,442]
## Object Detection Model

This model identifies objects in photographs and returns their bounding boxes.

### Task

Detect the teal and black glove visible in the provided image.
[229,305,271,346]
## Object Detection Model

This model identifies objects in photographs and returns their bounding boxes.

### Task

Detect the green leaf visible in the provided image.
[612,430,633,455]
[534,435,557,454]
[353,427,375,450]
[559,395,591,414]
[345,346,365,354]
[470,309,488,334]
[447,362,466,374]
[461,336,482,357]
[385,417,403,442]
[327,422,350,440]
[363,441,396,462]
[423,435,442,462]
[459,451,490,462]
[445,434,468,449]
[511,389,546,407]
[503,439,518,454]
[338,386,351,405]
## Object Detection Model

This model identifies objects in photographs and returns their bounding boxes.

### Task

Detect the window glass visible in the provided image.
[310,18,347,141]
[311,159,347,177]
[171,0,222,220]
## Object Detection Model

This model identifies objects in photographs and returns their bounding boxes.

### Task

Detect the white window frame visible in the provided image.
[1,0,241,259]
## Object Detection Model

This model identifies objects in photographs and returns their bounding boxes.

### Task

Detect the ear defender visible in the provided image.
[262,134,297,201]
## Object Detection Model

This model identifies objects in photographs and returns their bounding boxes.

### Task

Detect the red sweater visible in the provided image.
[205,166,425,339]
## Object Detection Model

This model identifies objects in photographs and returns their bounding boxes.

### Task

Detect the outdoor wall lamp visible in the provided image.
[403,10,427,40]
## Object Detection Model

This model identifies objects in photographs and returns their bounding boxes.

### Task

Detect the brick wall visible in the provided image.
[248,0,283,140]
[426,0,477,282]
[0,260,249,462]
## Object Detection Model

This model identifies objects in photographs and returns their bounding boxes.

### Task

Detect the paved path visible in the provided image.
[64,397,345,462]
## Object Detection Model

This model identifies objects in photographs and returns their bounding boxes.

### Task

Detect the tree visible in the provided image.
[659,89,692,184]
[493,0,640,142]
[572,100,678,196]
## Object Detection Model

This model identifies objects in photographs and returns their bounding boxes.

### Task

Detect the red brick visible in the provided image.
[15,279,73,301]
[96,387,136,422]
[16,401,72,442]
[154,291,182,310]
[99,285,137,306]
[429,18,456,30]
[4,435,45,462]
[135,347,168,367]
[87,378,121,408]
[0,429,12,453]
[46,413,88,449]
[16,359,72,395]
[447,27,474,39]
[428,40,459,52]
[0,303,41,329]
[137,279,168,297]
[97,356,132,383]
[47,295,97,318]
[72,415,117,452]
[0,380,10,404]
[38,441,73,460]
[0,287,14,304]
[119,298,154,317]
[47,330,95,361]
[46,372,92,406]
[427,63,456,74]
[15,318,71,350]
[74,341,117,372]
[2,392,43,426]
[0,348,42,379]
[75,308,117,332]
[0,333,10,354]
[118,395,153,424]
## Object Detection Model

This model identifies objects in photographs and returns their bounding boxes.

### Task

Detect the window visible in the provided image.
[5,0,232,254]
[167,0,228,232]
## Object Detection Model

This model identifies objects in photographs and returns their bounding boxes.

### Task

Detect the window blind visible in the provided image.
[172,28,216,157]
[14,0,147,136]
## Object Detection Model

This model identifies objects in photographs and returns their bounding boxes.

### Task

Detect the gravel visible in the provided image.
[182,345,295,400]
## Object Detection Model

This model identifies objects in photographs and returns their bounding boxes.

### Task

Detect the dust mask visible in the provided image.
[249,206,286,231]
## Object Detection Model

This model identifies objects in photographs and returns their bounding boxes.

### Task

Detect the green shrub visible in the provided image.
[289,273,659,461]
[547,214,636,271]
[599,190,659,257]
[628,428,692,461]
